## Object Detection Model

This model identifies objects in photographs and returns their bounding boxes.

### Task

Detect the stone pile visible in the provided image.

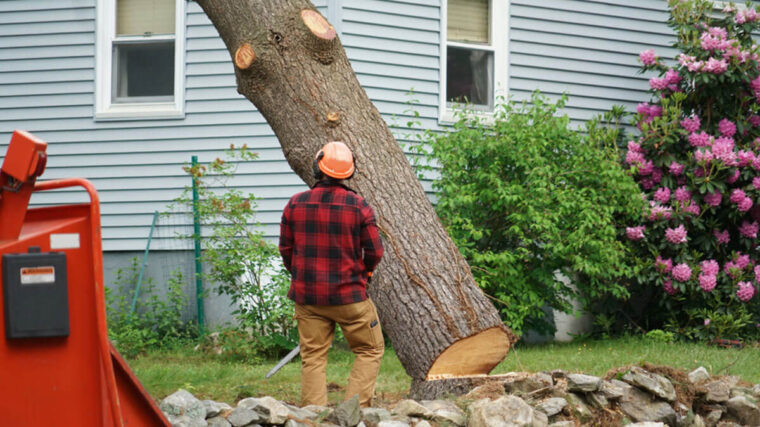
[159,365,760,427]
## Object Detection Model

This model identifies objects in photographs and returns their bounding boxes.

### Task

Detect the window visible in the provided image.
[96,0,185,120]
[440,0,508,122]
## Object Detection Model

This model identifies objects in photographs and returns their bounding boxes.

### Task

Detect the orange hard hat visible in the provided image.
[316,141,355,179]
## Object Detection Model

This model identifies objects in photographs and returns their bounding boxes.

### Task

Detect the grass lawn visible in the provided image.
[127,335,760,406]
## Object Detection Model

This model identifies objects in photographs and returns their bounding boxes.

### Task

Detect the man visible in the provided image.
[279,141,385,408]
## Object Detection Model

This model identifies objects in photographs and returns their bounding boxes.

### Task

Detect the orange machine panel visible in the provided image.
[0,134,169,426]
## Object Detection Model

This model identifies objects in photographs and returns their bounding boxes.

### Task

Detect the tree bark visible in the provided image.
[196,0,516,390]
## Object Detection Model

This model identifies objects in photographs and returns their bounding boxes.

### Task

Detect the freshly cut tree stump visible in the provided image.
[196,0,517,394]
[410,375,516,401]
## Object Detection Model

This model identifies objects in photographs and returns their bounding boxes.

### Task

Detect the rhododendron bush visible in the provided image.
[624,0,760,341]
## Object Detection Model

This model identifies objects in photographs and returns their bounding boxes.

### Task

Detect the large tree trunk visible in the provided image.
[196,0,516,392]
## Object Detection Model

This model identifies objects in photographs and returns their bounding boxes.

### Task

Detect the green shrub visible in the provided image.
[174,147,297,357]
[414,92,644,335]
[106,258,197,358]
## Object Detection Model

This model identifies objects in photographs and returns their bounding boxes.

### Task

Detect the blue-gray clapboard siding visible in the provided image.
[1,0,677,251]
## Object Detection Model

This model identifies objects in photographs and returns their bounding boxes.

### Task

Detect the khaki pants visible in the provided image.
[295,299,385,407]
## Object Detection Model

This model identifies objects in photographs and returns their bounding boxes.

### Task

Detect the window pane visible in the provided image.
[447,46,493,108]
[117,0,175,36]
[114,42,174,99]
[448,0,489,44]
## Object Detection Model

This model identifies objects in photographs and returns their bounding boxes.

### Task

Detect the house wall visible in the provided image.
[1,0,675,326]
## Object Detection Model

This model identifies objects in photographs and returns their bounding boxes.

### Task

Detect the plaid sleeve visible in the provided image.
[360,201,384,272]
[279,200,294,271]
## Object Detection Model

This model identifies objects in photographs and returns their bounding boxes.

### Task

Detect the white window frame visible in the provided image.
[95,0,186,121]
[439,0,508,124]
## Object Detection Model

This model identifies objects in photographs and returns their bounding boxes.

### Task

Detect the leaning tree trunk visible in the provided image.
[197,0,517,394]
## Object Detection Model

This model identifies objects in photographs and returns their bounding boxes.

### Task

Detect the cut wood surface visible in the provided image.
[195,0,516,392]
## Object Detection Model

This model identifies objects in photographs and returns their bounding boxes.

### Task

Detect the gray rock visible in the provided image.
[704,380,731,403]
[202,400,232,419]
[328,395,361,427]
[729,386,755,400]
[716,422,742,427]
[627,423,666,427]
[284,420,311,427]
[283,403,318,421]
[753,384,760,398]
[168,414,208,427]
[548,422,574,427]
[467,395,547,427]
[688,367,711,384]
[618,386,677,426]
[564,393,593,423]
[526,373,554,392]
[227,407,263,427]
[237,397,290,425]
[415,421,432,427]
[586,392,609,409]
[161,390,208,421]
[304,404,331,420]
[705,409,724,426]
[622,366,677,402]
[726,395,760,426]
[392,399,433,418]
[361,408,392,424]
[205,417,232,427]
[420,400,466,426]
[376,421,409,427]
[535,397,567,417]
[206,417,232,427]
[566,373,602,393]
[691,415,706,427]
[600,379,631,400]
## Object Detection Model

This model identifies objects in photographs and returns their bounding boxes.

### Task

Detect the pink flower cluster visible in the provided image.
[737,281,756,302]
[649,69,682,92]
[626,226,645,241]
[730,189,754,212]
[714,229,730,245]
[739,220,759,239]
[700,27,729,51]
[672,263,692,282]
[647,203,672,221]
[718,119,737,137]
[680,116,700,132]
[656,256,673,273]
[663,279,677,295]
[665,225,688,244]
[704,191,722,207]
[639,49,658,66]
[699,259,720,292]
[735,8,760,25]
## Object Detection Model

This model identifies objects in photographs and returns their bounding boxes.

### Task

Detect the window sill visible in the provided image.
[438,108,496,127]
[94,102,185,121]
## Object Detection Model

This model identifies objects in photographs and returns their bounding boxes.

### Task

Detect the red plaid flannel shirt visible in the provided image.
[279,182,384,305]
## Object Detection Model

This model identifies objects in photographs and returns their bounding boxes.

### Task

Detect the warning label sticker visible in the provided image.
[20,266,55,285]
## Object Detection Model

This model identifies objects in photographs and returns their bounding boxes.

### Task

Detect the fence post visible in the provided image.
[130,210,159,315]
[192,156,205,334]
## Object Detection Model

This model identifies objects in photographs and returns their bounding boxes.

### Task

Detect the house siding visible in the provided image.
[2,0,675,252]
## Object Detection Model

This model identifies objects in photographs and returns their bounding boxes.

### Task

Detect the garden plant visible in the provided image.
[175,147,297,358]
[623,0,760,342]
[413,93,643,335]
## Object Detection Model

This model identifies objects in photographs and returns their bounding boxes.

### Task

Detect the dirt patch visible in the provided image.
[462,381,506,401]
[587,407,624,427]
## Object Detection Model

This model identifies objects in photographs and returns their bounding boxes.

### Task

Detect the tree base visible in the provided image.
[409,375,515,401]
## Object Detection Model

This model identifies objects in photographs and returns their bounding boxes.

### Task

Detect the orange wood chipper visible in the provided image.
[0,130,170,426]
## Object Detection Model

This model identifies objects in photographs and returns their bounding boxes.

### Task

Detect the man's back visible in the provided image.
[279,181,383,305]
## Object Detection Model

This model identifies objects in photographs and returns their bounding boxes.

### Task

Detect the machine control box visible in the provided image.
[2,251,69,339]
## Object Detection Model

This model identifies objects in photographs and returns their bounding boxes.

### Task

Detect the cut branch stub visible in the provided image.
[301,9,336,41]
[234,43,256,69]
